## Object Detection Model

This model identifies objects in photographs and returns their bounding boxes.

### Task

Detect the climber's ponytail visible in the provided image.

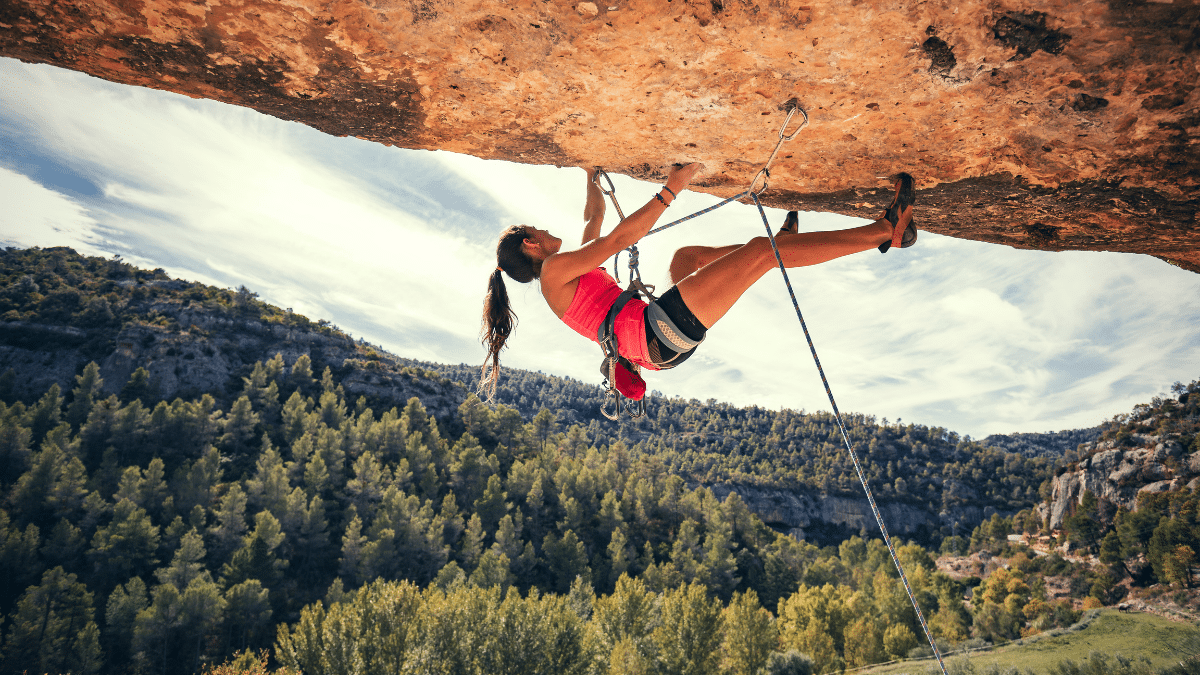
[480,225,539,400]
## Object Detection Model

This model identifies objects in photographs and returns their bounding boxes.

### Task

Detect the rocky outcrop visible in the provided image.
[1048,433,1200,529]
[0,285,469,419]
[2,0,1198,270]
[708,481,998,544]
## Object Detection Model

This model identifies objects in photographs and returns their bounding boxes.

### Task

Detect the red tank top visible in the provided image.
[560,268,656,370]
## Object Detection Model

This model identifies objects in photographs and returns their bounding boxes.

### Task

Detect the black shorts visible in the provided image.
[645,286,707,369]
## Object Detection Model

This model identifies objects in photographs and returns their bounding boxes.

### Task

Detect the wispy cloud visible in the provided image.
[3,57,1199,438]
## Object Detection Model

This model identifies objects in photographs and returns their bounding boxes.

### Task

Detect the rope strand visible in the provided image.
[751,193,948,675]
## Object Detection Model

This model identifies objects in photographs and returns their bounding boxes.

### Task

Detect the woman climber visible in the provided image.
[479,163,916,398]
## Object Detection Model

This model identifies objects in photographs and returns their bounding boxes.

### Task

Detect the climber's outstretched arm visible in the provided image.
[582,168,605,245]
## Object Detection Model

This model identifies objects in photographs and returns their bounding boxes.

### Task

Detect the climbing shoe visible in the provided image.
[879,172,917,253]
[780,210,799,235]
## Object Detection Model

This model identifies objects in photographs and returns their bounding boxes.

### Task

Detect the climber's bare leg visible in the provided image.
[674,219,894,328]
[668,244,743,284]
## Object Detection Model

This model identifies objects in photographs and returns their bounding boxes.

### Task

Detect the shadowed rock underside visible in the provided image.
[2,0,1198,270]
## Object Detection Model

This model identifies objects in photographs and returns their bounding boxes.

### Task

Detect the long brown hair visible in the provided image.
[480,225,540,400]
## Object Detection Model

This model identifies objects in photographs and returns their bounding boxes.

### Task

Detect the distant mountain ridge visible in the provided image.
[981,428,1103,460]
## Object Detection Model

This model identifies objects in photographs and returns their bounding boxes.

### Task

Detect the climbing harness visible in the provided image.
[590,102,949,675]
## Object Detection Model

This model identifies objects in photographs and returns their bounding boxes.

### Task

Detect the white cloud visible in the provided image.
[0,167,105,253]
[2,57,1200,439]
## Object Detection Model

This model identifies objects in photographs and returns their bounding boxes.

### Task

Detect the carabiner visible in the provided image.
[745,105,810,196]
[601,386,621,421]
[625,398,646,419]
[778,106,809,141]
[749,168,771,197]
[593,166,618,199]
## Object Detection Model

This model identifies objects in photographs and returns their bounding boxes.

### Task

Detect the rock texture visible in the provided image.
[706,481,998,543]
[0,281,469,419]
[2,0,1198,269]
[1047,432,1200,529]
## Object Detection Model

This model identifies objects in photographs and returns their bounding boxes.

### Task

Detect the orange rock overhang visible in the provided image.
[2,0,1197,270]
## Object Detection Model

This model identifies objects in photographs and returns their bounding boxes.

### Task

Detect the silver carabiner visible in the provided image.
[593,167,626,221]
[749,168,771,197]
[594,166,616,196]
[625,398,646,419]
[747,105,809,196]
[778,105,809,141]
[601,386,621,421]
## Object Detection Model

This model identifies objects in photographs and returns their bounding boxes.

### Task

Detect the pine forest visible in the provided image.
[0,247,1197,675]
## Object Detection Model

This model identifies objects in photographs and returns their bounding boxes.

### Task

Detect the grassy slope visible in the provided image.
[864,611,1200,674]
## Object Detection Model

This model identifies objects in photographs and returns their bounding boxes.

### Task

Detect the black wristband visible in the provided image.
[654,192,671,207]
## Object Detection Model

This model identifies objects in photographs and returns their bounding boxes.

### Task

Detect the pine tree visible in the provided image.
[220,396,260,455]
[468,549,514,590]
[156,528,208,590]
[460,513,485,571]
[66,362,104,430]
[105,577,148,667]
[41,518,86,572]
[25,383,63,444]
[245,440,290,516]
[654,581,723,675]
[120,368,154,406]
[2,566,98,675]
[474,474,508,535]
[281,392,312,444]
[543,530,592,594]
[607,525,634,587]
[493,514,524,561]
[210,484,249,563]
[221,535,280,589]
[346,451,388,515]
[316,390,346,429]
[88,498,160,588]
[174,446,223,515]
[289,355,315,394]
[338,512,366,582]
[223,579,272,653]
[592,574,660,668]
[722,589,776,675]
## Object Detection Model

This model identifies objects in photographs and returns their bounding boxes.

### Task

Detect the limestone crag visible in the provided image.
[2,0,1198,270]
[0,286,468,419]
[706,481,997,543]
[1047,433,1200,529]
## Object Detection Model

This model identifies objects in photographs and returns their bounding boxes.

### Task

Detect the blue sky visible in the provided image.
[3,57,1199,438]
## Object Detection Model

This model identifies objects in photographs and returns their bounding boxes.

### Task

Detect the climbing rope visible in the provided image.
[750,192,948,675]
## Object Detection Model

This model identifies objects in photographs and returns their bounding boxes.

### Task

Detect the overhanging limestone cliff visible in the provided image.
[2,0,1198,270]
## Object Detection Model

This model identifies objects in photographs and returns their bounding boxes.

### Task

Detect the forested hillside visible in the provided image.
[431,361,1054,541]
[2,246,1194,675]
[0,247,1055,545]
[0,357,1101,675]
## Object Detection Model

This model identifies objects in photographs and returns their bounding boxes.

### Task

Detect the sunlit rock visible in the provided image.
[2,0,1197,270]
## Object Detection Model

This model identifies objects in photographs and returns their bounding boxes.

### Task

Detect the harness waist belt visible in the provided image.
[646,302,703,353]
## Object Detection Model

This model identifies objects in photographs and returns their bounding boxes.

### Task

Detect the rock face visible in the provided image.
[0,282,468,419]
[1047,433,1200,529]
[707,481,996,544]
[2,0,1198,270]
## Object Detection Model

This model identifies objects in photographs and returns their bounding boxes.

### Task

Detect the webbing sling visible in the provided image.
[598,287,645,420]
